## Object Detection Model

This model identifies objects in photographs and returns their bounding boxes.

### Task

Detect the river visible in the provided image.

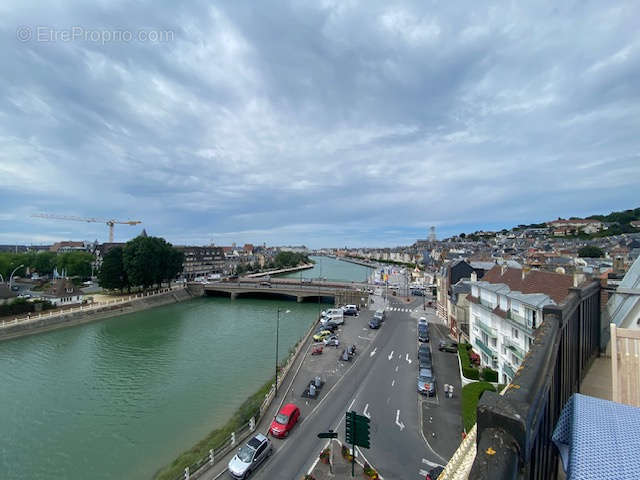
[0,255,371,480]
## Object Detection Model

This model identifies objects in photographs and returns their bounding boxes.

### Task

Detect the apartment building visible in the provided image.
[468,266,574,384]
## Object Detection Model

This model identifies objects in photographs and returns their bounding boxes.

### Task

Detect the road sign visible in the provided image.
[317,430,338,439]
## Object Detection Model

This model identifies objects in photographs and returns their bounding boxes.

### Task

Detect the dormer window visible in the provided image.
[66,287,73,293]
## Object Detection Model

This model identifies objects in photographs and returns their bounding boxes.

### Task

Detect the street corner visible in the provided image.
[307,441,383,480]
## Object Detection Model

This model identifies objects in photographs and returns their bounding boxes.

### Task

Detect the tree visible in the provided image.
[123,235,184,290]
[55,251,94,278]
[98,247,128,292]
[33,251,56,275]
[578,246,604,258]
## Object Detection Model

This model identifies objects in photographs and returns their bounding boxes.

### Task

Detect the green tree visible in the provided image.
[123,235,184,290]
[578,246,604,258]
[33,251,57,275]
[55,251,94,278]
[98,247,128,292]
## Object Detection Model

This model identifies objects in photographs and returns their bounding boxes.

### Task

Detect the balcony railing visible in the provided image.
[503,338,525,360]
[475,337,495,358]
[476,319,497,337]
[503,362,516,379]
[505,310,534,334]
[467,281,601,480]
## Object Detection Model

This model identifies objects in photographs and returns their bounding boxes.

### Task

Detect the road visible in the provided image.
[250,297,451,480]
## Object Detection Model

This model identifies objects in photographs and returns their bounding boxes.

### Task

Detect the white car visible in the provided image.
[418,316,428,326]
[228,433,272,479]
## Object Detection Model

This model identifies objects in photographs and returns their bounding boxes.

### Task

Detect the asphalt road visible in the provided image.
[250,297,449,480]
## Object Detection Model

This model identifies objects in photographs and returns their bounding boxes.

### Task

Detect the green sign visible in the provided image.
[345,410,370,449]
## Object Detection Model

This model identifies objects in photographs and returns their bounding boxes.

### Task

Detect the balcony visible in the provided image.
[505,310,534,334]
[503,362,516,379]
[476,318,497,337]
[475,337,495,358]
[503,338,525,360]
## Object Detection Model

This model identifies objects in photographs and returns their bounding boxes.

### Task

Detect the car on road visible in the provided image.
[368,317,381,329]
[316,322,338,333]
[259,281,272,287]
[228,433,272,479]
[323,335,340,347]
[438,340,458,353]
[418,325,429,343]
[425,466,444,480]
[373,309,385,322]
[417,367,436,396]
[418,316,428,326]
[418,347,432,369]
[313,330,332,342]
[342,304,358,316]
[411,289,424,296]
[269,403,300,438]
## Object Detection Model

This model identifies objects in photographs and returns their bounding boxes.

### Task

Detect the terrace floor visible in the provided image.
[580,355,612,401]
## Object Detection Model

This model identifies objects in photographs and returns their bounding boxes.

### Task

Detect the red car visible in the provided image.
[269,403,300,438]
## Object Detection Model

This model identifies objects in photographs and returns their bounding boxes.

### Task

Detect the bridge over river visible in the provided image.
[193,278,372,306]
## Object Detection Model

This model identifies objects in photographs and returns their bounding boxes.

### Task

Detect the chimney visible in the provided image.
[521,265,530,280]
[470,272,477,282]
[573,272,585,287]
[500,264,507,275]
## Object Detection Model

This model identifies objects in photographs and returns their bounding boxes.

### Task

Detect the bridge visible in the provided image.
[191,278,371,306]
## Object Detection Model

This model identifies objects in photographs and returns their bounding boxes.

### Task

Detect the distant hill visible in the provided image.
[585,207,640,237]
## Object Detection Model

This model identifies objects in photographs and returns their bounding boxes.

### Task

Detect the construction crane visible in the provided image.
[32,214,142,242]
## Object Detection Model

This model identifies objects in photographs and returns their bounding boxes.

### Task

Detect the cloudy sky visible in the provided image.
[1,1,639,248]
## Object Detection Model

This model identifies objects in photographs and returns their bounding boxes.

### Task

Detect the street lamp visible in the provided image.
[275,307,291,397]
[9,264,24,287]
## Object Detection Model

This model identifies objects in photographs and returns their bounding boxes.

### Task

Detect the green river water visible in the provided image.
[0,256,371,480]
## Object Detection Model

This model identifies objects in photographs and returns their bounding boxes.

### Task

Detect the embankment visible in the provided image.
[0,287,197,342]
[244,263,314,278]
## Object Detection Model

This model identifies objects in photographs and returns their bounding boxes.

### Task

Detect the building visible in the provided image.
[176,246,226,280]
[49,241,87,253]
[467,266,575,384]
[607,255,640,329]
[547,218,604,236]
[41,278,84,306]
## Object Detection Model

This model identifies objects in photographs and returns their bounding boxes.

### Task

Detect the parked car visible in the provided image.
[323,335,340,347]
[418,325,429,343]
[313,330,332,342]
[438,340,458,353]
[368,317,381,329]
[228,433,272,479]
[316,322,338,333]
[418,316,428,326]
[426,466,444,480]
[269,403,300,438]
[342,305,358,316]
[373,309,385,322]
[411,289,424,296]
[417,367,436,396]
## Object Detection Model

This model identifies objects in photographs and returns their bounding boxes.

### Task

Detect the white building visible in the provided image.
[468,266,574,384]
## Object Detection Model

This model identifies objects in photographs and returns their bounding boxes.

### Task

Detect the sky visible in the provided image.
[1,1,639,248]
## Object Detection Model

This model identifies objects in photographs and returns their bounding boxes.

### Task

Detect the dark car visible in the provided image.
[316,323,338,333]
[368,317,381,329]
[417,367,436,396]
[342,305,358,316]
[426,466,444,480]
[411,289,424,296]
[418,325,429,343]
[438,340,458,353]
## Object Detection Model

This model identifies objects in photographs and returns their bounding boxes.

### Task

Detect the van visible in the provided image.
[322,313,344,325]
[373,309,385,322]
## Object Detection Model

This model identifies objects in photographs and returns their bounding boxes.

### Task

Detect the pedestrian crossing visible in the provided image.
[418,458,444,478]
[387,307,422,312]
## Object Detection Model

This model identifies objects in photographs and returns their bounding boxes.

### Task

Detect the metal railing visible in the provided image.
[469,280,601,480]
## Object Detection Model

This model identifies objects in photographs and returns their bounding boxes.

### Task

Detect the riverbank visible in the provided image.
[0,286,195,342]
[155,308,319,480]
[244,263,315,278]
[336,257,378,268]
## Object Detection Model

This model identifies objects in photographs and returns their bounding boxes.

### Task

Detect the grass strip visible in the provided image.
[461,381,496,432]
[154,376,274,480]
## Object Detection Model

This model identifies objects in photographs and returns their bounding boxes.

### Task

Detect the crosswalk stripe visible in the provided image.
[422,458,444,468]
[419,469,429,477]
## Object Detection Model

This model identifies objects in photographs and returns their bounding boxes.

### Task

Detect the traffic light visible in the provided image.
[345,411,370,449]
[354,415,370,449]
[345,411,355,444]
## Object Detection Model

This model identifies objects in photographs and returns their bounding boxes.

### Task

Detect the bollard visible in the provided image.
[209,448,214,465]
[249,417,255,432]
[231,432,236,446]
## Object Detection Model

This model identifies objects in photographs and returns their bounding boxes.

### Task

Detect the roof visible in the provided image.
[44,279,82,298]
[481,265,575,304]
[608,255,640,328]
[279,403,298,415]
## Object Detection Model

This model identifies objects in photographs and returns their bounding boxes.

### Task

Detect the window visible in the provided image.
[491,338,497,347]
[502,346,507,355]
[512,328,519,339]
[511,353,518,364]
[528,337,534,349]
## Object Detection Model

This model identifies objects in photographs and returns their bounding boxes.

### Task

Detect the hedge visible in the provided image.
[482,367,498,382]
[458,343,479,380]
[461,382,496,432]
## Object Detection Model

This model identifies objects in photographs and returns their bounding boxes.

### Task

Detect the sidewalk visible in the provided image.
[308,441,382,480]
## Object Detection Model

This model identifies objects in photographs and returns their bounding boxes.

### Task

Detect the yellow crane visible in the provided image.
[32,213,142,242]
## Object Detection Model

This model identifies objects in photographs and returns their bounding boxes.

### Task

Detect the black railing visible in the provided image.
[469,280,601,480]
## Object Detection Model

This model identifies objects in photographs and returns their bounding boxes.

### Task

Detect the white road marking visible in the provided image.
[391,380,395,387]
[422,458,444,468]
[395,366,399,372]
[406,353,412,364]
[419,469,429,477]
[388,350,394,360]
[358,335,370,340]
[347,398,356,411]
[363,403,371,419]
[395,410,405,431]
[370,347,377,357]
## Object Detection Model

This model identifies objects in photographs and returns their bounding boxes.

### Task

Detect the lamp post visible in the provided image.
[275,307,290,397]
[9,264,24,288]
